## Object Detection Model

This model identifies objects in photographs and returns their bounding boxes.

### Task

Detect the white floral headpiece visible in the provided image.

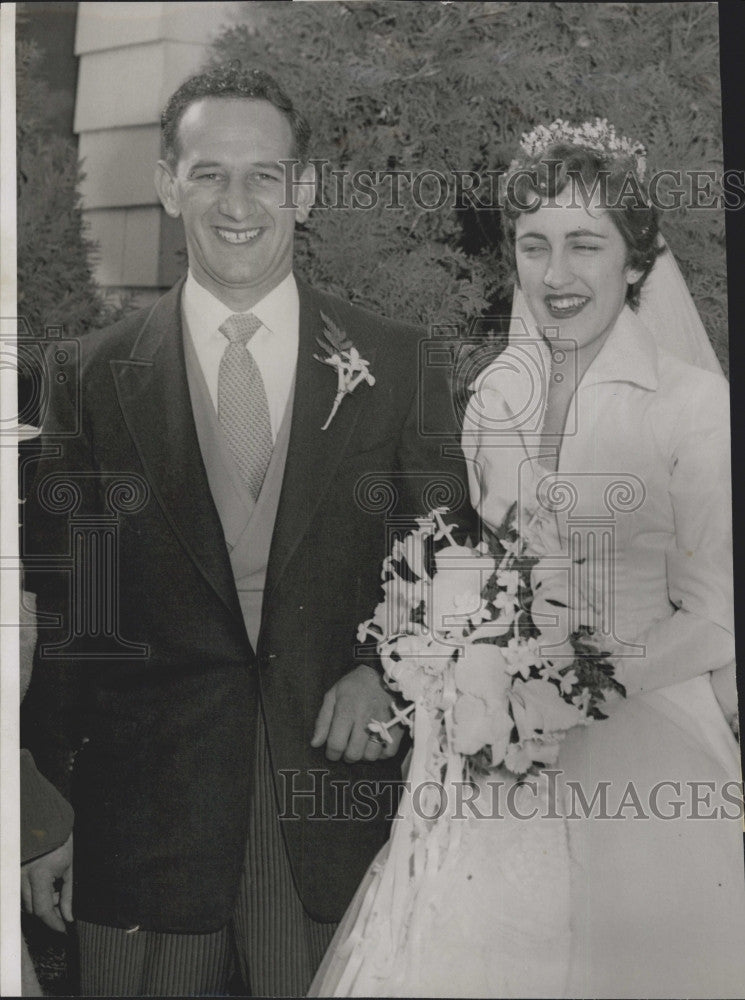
[507,117,647,181]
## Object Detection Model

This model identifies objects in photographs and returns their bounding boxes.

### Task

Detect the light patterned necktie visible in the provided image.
[217,312,273,501]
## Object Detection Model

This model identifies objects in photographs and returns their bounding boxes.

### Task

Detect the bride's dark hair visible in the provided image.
[503,144,664,308]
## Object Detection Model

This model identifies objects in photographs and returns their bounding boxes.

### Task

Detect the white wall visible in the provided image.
[75,1,242,304]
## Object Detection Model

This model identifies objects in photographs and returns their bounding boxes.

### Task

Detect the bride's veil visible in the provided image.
[509,237,724,376]
[636,239,724,375]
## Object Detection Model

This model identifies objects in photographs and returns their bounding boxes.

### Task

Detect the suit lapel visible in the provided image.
[265,281,377,598]
[110,281,242,622]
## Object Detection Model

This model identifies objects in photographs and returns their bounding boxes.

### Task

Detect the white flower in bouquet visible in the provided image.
[430,547,491,637]
[503,741,536,774]
[496,568,519,594]
[519,737,563,767]
[381,631,449,707]
[503,635,542,679]
[378,576,422,635]
[452,644,513,761]
[453,642,510,700]
[509,678,588,745]
[453,694,500,757]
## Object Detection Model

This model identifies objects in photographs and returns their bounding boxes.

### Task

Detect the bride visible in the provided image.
[309,121,745,998]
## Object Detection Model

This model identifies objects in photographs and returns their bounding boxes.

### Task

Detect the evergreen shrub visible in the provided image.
[212,2,727,371]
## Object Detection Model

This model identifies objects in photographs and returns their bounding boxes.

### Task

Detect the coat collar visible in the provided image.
[110,278,243,622]
[474,301,659,419]
[111,277,375,622]
[579,305,659,392]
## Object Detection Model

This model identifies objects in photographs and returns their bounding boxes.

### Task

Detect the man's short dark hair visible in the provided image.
[160,63,311,166]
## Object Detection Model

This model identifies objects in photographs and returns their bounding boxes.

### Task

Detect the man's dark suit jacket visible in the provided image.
[21,277,475,933]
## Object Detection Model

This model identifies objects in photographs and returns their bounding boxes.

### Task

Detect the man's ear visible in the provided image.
[294,162,316,225]
[155,160,181,218]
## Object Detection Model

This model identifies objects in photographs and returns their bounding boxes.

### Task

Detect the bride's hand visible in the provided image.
[310,664,404,763]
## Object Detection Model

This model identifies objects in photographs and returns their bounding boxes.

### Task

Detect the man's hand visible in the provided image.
[21,833,73,932]
[311,665,404,763]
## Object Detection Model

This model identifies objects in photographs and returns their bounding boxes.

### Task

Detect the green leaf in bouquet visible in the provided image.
[569,629,627,713]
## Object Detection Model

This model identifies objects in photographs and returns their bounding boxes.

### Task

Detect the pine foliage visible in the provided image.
[212,2,727,370]
[16,42,130,338]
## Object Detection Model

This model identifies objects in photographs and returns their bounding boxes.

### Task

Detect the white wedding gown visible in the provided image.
[309,305,745,999]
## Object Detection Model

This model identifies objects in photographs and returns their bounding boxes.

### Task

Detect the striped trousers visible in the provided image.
[76,718,337,996]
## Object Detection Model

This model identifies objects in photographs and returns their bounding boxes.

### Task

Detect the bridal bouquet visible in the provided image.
[362,507,625,778]
[314,509,623,997]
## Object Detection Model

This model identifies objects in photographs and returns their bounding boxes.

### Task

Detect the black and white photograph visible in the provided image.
[3,2,745,996]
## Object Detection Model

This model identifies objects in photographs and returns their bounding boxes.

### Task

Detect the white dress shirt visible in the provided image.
[181,271,299,442]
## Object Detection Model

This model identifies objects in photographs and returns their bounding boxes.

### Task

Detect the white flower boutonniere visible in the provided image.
[314,313,375,430]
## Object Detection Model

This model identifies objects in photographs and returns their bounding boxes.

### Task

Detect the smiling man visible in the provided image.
[155,89,313,311]
[21,65,473,996]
